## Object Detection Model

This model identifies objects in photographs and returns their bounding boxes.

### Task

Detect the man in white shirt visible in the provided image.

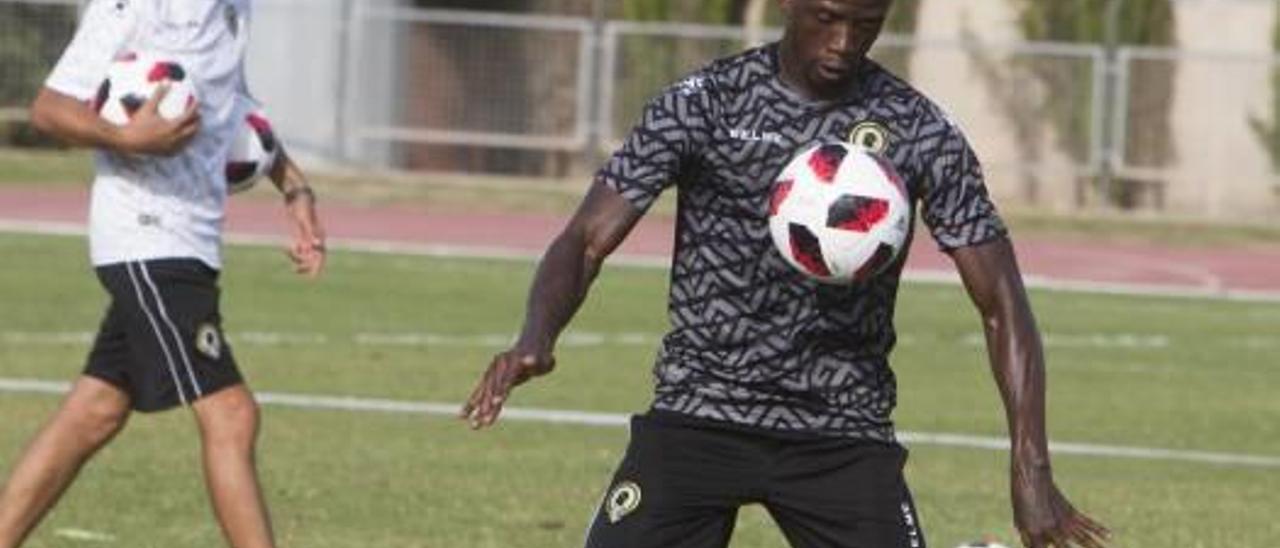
[0,2,324,547]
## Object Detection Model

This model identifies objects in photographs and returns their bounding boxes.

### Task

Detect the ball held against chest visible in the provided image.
[94,51,198,125]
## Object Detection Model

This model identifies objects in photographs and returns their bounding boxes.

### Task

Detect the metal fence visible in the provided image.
[335,8,1280,221]
[0,0,79,127]
[2,1,1279,221]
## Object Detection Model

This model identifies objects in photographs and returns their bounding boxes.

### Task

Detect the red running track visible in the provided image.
[3,187,1279,297]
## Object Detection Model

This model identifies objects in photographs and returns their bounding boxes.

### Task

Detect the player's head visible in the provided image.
[777,0,892,99]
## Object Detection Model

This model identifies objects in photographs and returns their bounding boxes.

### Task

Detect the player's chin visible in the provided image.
[810,67,855,93]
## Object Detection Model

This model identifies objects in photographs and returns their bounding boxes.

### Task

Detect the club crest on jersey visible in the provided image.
[605,481,642,524]
[848,121,889,154]
[195,323,222,360]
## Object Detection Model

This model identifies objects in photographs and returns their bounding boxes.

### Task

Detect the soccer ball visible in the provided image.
[225,102,281,194]
[93,51,197,125]
[768,142,911,284]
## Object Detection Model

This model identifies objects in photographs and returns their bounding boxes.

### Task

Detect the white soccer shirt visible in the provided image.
[45,0,254,269]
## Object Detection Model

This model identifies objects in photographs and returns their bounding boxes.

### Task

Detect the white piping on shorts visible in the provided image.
[137,262,204,398]
[125,262,188,405]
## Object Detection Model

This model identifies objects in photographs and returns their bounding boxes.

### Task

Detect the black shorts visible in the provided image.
[584,412,925,548]
[84,259,243,412]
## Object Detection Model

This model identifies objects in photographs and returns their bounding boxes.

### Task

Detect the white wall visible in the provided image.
[247,0,401,168]
[1165,0,1277,217]
[909,0,1083,211]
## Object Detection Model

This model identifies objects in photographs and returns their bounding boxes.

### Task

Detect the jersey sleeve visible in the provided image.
[595,72,717,213]
[917,111,1008,251]
[44,0,139,101]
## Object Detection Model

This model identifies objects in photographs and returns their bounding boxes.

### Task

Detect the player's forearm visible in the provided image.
[515,230,600,357]
[29,88,123,151]
[269,151,309,193]
[986,302,1053,470]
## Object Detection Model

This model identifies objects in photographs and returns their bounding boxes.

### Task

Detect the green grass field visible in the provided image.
[1,231,1278,547]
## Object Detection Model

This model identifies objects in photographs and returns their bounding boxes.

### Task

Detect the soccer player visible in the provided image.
[0,1,324,547]
[462,1,1110,547]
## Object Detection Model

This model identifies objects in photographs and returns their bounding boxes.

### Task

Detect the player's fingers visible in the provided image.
[476,360,510,425]
[460,376,487,421]
[169,120,199,152]
[1070,530,1106,548]
[286,246,304,268]
[1020,531,1043,548]
[1066,518,1108,548]
[178,110,201,132]
[462,360,499,420]
[479,379,508,427]
[468,369,497,426]
[309,249,326,277]
[1047,529,1074,548]
[486,357,525,421]
[1076,513,1110,539]
[172,101,200,127]
[145,83,169,110]
[180,94,199,117]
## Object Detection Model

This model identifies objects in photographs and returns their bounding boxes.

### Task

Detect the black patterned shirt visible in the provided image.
[598,43,1007,441]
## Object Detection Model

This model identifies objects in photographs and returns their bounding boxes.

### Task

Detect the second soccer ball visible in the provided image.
[225,100,281,195]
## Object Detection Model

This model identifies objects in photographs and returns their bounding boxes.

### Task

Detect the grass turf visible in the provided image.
[0,232,1277,547]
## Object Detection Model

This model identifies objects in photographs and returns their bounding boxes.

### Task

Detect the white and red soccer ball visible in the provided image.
[225,101,280,194]
[94,51,197,125]
[768,142,912,284]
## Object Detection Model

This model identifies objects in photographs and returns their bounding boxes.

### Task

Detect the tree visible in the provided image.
[876,0,922,77]
[1013,0,1177,208]
[0,4,79,145]
[1249,6,1280,197]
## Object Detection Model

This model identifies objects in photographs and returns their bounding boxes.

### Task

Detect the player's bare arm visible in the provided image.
[29,85,199,156]
[268,151,326,278]
[461,181,643,429]
[951,238,1110,548]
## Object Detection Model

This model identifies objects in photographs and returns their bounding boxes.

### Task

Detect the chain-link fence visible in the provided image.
[0,0,79,142]
[348,7,594,175]
[2,1,1279,221]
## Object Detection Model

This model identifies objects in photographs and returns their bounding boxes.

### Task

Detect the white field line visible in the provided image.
[2,377,1278,469]
[6,330,1277,352]
[3,218,1280,302]
[54,528,115,543]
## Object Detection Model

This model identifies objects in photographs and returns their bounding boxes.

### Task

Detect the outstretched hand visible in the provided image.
[1012,467,1110,548]
[460,350,555,429]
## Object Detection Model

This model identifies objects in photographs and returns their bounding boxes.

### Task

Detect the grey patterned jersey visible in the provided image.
[598,44,1007,441]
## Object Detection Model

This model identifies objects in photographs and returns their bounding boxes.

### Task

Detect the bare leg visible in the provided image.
[0,377,131,548]
[192,385,275,548]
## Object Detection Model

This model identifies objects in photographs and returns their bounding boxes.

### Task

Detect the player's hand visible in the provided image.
[460,349,555,429]
[115,83,200,156]
[1011,464,1110,548]
[284,187,325,277]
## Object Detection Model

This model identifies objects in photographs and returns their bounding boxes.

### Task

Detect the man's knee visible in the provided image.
[194,385,260,446]
[59,381,130,448]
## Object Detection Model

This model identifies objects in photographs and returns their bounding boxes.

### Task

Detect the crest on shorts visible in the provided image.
[195,323,222,360]
[605,481,642,524]
[848,121,889,154]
